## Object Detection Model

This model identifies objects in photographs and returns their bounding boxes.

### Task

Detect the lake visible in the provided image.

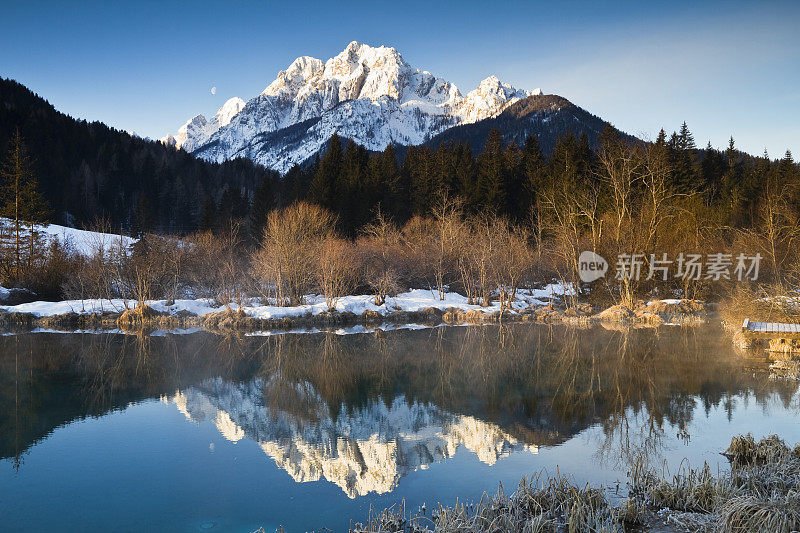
[1,324,798,532]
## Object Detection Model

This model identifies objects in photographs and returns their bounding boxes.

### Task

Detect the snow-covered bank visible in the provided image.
[0,285,564,319]
[0,285,569,332]
[0,285,713,334]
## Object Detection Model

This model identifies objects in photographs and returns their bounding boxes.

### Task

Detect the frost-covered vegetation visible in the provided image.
[350,434,800,533]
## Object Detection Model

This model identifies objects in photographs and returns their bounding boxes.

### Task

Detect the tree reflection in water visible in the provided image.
[0,323,795,494]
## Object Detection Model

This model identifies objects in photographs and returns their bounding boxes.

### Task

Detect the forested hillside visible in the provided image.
[2,77,799,307]
[0,78,275,233]
[424,94,617,155]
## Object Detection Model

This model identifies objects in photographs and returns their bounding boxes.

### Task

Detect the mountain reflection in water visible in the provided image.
[166,379,537,498]
[1,324,796,498]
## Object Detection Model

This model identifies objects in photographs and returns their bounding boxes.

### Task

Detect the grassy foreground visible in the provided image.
[349,434,800,533]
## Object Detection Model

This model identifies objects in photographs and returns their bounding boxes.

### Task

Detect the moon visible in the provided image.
[210,86,216,95]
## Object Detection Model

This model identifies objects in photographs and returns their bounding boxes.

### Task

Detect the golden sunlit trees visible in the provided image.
[254,202,335,306]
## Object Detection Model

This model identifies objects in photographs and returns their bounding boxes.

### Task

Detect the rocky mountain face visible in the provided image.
[424,93,619,154]
[162,96,246,152]
[165,377,538,498]
[163,42,540,173]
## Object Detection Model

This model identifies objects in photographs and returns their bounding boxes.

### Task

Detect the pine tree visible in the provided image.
[282,163,314,206]
[249,174,275,241]
[477,129,506,214]
[0,129,50,278]
[199,196,216,231]
[133,194,153,236]
[549,133,591,192]
[309,134,342,210]
[678,121,696,151]
[454,141,478,212]
[375,144,405,222]
[503,141,524,219]
[432,142,456,194]
[406,145,435,215]
[722,137,747,225]
[777,150,800,205]
[672,121,698,192]
[522,135,545,218]
[700,142,725,204]
[337,139,370,234]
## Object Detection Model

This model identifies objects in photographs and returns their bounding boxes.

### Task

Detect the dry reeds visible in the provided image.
[631,434,800,532]
[351,473,627,533]
[353,434,800,533]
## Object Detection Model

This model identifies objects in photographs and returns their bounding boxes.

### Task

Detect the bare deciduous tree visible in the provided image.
[359,212,403,306]
[316,236,356,311]
[492,219,533,310]
[254,202,335,306]
[429,193,463,300]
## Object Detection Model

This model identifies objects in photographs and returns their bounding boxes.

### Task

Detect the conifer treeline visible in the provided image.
[262,126,798,238]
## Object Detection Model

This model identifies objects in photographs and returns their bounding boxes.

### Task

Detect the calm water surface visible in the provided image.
[1,324,798,532]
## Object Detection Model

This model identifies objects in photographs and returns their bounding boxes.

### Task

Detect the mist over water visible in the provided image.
[1,324,798,532]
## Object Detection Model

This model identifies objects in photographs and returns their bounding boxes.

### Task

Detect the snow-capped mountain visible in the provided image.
[164,41,540,173]
[161,96,246,152]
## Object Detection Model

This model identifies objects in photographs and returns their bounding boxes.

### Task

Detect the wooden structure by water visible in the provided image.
[742,318,800,353]
[742,319,800,336]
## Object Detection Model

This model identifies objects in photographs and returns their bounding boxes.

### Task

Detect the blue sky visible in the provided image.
[2,0,798,157]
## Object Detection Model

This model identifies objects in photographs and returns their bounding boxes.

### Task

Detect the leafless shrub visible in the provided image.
[540,181,594,308]
[182,223,250,307]
[400,215,437,290]
[359,213,403,306]
[467,217,498,307]
[428,194,464,300]
[182,231,226,299]
[316,236,357,311]
[118,235,176,310]
[60,217,131,310]
[719,282,800,330]
[491,218,534,310]
[215,220,248,308]
[254,202,335,306]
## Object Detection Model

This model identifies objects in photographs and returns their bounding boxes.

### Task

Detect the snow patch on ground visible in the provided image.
[1,217,137,256]
[647,298,684,306]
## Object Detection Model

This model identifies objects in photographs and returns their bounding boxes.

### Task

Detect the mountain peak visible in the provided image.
[214,97,246,129]
[165,42,538,171]
[338,41,402,63]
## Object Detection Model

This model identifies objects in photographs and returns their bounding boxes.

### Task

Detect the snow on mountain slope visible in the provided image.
[161,97,246,152]
[165,42,540,173]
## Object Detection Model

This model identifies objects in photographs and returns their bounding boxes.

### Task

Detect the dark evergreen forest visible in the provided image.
[0,78,275,234]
